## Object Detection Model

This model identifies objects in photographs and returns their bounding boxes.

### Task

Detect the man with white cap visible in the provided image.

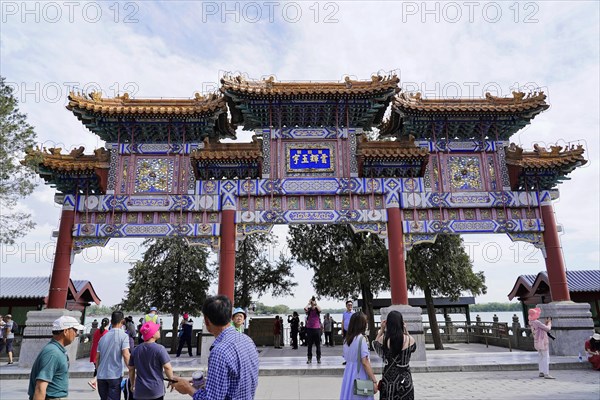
[28,315,85,400]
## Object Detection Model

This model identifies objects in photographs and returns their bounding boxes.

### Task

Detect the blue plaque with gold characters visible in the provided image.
[286,143,335,173]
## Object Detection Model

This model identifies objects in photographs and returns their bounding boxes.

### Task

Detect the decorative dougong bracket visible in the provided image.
[403,234,439,251]
[507,232,546,257]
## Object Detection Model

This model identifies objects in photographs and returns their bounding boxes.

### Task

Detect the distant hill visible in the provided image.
[470,302,521,312]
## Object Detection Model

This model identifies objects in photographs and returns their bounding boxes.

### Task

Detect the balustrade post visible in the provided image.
[511,314,520,349]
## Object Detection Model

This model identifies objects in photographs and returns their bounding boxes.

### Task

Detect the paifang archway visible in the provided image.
[27,74,590,355]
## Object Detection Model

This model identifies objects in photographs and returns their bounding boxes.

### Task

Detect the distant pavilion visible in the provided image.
[508,270,600,327]
[358,297,476,323]
[0,276,101,327]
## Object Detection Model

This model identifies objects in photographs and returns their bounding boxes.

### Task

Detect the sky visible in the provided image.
[1,1,598,310]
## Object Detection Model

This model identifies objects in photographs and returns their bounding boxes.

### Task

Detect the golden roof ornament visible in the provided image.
[512,91,525,102]
[94,147,110,162]
[507,143,524,158]
[69,146,85,158]
[264,76,275,89]
[89,91,102,102]
[344,76,353,89]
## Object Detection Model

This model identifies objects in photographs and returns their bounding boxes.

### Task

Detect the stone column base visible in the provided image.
[380,305,426,361]
[19,309,82,368]
[199,334,215,365]
[538,301,595,356]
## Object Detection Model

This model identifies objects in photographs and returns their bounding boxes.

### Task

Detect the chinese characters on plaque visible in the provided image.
[288,148,332,171]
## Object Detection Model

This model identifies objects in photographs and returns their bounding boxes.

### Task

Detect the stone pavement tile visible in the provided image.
[411,370,600,400]
[1,370,599,400]
[255,375,301,399]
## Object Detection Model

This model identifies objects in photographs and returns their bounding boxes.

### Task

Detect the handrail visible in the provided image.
[422,320,515,352]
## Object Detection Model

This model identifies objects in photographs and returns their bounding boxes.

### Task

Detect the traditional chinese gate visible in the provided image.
[25,74,592,360]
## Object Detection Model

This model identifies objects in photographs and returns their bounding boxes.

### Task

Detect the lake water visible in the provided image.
[83,311,523,334]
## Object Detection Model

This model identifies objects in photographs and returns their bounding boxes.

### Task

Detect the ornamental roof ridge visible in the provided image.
[506,142,586,159]
[190,136,263,161]
[357,135,429,158]
[505,142,587,169]
[220,73,400,95]
[23,146,110,171]
[394,91,549,112]
[67,91,226,115]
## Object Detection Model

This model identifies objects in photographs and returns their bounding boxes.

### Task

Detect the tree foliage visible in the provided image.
[471,302,521,312]
[122,237,212,352]
[287,224,390,342]
[0,77,37,244]
[234,232,297,309]
[252,302,291,315]
[406,234,487,349]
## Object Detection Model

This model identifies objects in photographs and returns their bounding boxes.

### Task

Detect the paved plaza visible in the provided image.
[0,370,598,399]
[1,343,598,399]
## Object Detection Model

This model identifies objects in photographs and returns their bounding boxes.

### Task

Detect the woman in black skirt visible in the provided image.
[373,311,416,400]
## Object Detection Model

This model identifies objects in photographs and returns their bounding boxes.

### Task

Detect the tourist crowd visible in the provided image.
[17,300,599,400]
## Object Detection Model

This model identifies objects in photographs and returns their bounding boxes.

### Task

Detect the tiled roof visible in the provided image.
[508,270,600,300]
[0,276,101,304]
[565,270,600,292]
[521,274,537,286]
[394,91,549,113]
[505,143,587,169]
[67,91,226,116]
[357,137,430,159]
[191,138,262,161]
[72,280,88,292]
[507,273,538,300]
[221,74,400,97]
[23,146,110,172]
[0,276,51,299]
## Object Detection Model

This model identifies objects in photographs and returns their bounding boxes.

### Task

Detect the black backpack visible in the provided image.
[11,321,18,334]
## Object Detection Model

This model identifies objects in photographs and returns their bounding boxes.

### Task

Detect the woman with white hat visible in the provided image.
[584,333,600,370]
[528,307,554,379]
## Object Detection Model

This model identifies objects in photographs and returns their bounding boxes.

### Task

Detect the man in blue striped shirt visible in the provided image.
[171,295,259,400]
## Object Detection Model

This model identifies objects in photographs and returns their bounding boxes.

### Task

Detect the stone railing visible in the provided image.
[423,314,534,351]
[246,318,345,347]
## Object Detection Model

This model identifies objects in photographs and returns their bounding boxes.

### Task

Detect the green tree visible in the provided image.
[471,302,520,312]
[234,232,297,309]
[406,234,487,350]
[252,302,290,315]
[122,237,212,353]
[0,77,37,244]
[288,225,390,343]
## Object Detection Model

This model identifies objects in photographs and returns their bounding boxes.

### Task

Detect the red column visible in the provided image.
[218,209,236,301]
[47,209,75,309]
[541,204,570,301]
[387,207,409,305]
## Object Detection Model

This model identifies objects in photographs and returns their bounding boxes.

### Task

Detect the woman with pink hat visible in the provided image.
[584,333,600,370]
[528,307,555,379]
[128,321,175,399]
